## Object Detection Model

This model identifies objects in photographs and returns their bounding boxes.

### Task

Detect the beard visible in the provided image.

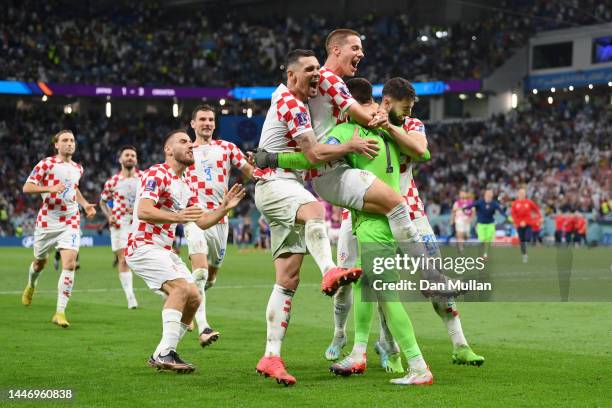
[175,152,194,167]
[389,110,404,126]
[124,163,135,170]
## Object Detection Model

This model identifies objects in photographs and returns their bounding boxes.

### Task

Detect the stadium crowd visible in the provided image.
[0,95,609,237]
[2,0,611,87]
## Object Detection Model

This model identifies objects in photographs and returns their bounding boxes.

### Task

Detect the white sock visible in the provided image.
[333,285,352,338]
[179,322,189,341]
[204,279,216,291]
[377,305,399,353]
[28,262,41,287]
[432,299,468,348]
[153,308,183,358]
[350,342,367,359]
[407,355,428,371]
[386,203,420,243]
[118,271,136,300]
[264,284,294,357]
[305,219,336,275]
[56,269,75,313]
[192,268,210,332]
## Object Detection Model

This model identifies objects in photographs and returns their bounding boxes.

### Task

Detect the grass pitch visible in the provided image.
[0,245,611,407]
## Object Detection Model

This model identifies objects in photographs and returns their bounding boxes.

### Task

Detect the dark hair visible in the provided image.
[382,77,417,101]
[118,145,137,156]
[346,78,373,104]
[191,104,215,120]
[51,129,73,144]
[325,29,360,53]
[164,129,188,148]
[286,49,316,70]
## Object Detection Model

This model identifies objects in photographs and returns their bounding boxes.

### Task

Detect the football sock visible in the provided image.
[118,271,135,302]
[154,308,183,358]
[28,262,41,287]
[56,269,75,313]
[377,304,399,352]
[333,284,352,338]
[432,299,468,348]
[305,219,336,275]
[386,203,420,243]
[192,268,210,332]
[264,284,294,357]
[178,322,189,341]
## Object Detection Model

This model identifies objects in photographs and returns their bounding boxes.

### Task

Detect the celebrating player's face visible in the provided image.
[338,35,363,77]
[289,56,320,100]
[388,98,415,126]
[55,132,75,156]
[120,149,137,170]
[191,110,216,140]
[167,132,195,166]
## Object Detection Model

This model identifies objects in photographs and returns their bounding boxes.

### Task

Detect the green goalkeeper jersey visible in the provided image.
[323,122,402,230]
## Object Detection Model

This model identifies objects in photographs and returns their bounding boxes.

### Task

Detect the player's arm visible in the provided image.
[370,112,429,158]
[23,181,66,195]
[76,188,96,219]
[99,180,115,224]
[295,128,378,164]
[346,102,377,127]
[137,198,204,225]
[195,184,246,230]
[450,203,457,225]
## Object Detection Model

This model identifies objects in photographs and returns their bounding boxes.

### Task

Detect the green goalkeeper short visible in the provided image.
[476,223,496,243]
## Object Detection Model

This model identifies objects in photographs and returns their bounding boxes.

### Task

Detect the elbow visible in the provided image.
[22,184,31,194]
[304,150,323,165]
[137,208,149,222]
[414,140,428,157]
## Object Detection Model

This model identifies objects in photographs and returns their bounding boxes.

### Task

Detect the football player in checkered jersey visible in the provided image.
[21,130,97,328]
[183,104,255,347]
[253,49,379,386]
[253,30,427,292]
[100,146,141,309]
[125,130,245,373]
[330,78,485,369]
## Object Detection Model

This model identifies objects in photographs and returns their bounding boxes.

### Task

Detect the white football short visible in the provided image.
[184,222,229,268]
[255,178,317,259]
[110,225,131,252]
[455,218,471,235]
[125,244,194,291]
[33,228,80,260]
[312,163,377,211]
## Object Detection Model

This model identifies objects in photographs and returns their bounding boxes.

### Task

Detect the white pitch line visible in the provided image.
[0,283,319,296]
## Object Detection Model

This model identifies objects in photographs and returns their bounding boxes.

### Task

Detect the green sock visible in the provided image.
[353,280,374,345]
[378,301,422,361]
[277,152,320,170]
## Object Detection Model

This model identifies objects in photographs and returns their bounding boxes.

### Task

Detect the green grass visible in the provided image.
[0,246,611,407]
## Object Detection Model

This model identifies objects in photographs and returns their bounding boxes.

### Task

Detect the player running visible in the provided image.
[325,78,483,373]
[126,130,245,373]
[21,130,96,328]
[510,188,540,263]
[253,49,377,386]
[184,104,255,347]
[100,146,141,309]
[463,189,506,260]
[451,190,474,255]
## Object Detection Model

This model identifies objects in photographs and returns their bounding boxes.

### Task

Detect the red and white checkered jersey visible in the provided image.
[26,156,83,231]
[100,170,142,229]
[257,84,312,182]
[126,163,199,255]
[309,66,356,141]
[399,117,427,220]
[186,140,246,222]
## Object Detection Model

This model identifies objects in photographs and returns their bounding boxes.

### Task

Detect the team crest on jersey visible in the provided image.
[325,137,341,145]
[296,112,309,126]
[145,179,157,192]
[339,86,352,99]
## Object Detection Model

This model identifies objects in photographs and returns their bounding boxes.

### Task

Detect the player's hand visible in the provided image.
[250,149,278,169]
[107,214,117,226]
[178,206,205,223]
[520,220,526,227]
[49,182,67,194]
[84,203,97,220]
[222,184,246,210]
[347,128,379,159]
[368,109,391,130]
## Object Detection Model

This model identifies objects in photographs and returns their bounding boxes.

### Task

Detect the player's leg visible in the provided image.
[184,222,217,344]
[22,230,52,306]
[52,230,80,327]
[476,223,490,258]
[325,213,357,360]
[111,226,137,308]
[517,226,528,261]
[256,252,301,386]
[375,304,404,373]
[127,246,198,373]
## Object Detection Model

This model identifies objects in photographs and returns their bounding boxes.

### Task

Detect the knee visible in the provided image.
[63,259,77,270]
[189,285,202,307]
[33,259,46,271]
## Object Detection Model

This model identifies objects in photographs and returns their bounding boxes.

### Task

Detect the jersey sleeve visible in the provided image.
[228,143,247,169]
[403,118,426,135]
[323,123,354,145]
[277,94,312,139]
[26,159,48,185]
[139,168,168,204]
[319,71,356,113]
[100,178,114,201]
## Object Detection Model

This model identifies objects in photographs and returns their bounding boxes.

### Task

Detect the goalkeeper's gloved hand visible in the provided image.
[253,149,279,168]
